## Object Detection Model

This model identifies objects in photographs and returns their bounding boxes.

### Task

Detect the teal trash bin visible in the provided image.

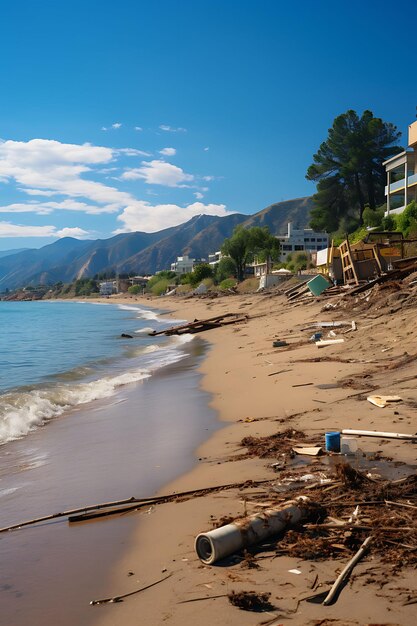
[307,275,331,296]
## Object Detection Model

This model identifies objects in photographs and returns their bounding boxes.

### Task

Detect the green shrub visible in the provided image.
[396,200,417,236]
[363,206,384,228]
[128,285,141,295]
[219,278,237,291]
[151,279,169,296]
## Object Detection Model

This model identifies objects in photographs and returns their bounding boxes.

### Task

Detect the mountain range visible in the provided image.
[0,196,313,290]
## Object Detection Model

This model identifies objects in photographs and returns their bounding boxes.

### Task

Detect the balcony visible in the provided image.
[385,172,417,196]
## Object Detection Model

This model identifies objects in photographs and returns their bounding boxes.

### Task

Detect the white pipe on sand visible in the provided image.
[342,428,417,441]
[195,497,309,565]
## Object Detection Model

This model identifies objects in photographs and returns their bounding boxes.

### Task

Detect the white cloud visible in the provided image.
[121,159,193,187]
[204,147,209,151]
[202,175,214,181]
[101,127,108,131]
[194,192,204,200]
[0,221,89,238]
[134,126,143,131]
[0,138,134,207]
[159,125,187,133]
[116,200,231,233]
[116,148,151,157]
[0,200,119,215]
[159,147,176,156]
[112,122,122,129]
[56,227,90,238]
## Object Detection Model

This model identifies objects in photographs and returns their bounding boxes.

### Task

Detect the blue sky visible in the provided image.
[0,0,416,250]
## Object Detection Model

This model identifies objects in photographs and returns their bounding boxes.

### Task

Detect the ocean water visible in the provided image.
[0,300,186,445]
[0,299,219,626]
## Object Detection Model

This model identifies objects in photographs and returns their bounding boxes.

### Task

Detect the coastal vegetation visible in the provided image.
[221,225,280,281]
[307,109,402,234]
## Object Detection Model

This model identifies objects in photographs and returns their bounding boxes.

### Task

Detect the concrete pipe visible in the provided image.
[195,497,309,565]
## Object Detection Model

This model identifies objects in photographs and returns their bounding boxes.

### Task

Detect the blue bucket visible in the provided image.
[325,431,341,452]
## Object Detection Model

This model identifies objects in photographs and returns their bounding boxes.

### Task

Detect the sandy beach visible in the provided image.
[88,287,417,626]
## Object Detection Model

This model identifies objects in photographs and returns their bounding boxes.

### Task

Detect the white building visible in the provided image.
[208,251,222,267]
[170,255,195,274]
[384,120,417,216]
[277,222,329,260]
[99,281,117,296]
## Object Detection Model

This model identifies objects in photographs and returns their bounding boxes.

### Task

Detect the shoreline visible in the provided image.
[92,291,417,626]
[0,300,220,626]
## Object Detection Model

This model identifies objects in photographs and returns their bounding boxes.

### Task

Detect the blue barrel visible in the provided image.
[325,431,341,452]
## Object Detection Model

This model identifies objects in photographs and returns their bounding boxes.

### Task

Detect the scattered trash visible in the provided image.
[195,497,312,565]
[310,332,323,342]
[316,339,345,348]
[348,505,360,524]
[367,395,402,408]
[341,428,417,441]
[307,275,332,296]
[272,340,288,348]
[322,536,372,605]
[292,446,323,457]
[148,313,247,336]
[288,568,302,575]
[274,473,331,490]
[328,330,337,338]
[90,572,173,606]
[228,590,273,612]
[325,431,341,452]
[292,382,314,387]
[340,436,358,455]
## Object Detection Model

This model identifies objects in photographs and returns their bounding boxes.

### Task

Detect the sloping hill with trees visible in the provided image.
[0,197,314,290]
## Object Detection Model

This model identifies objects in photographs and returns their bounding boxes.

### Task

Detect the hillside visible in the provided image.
[0,197,314,290]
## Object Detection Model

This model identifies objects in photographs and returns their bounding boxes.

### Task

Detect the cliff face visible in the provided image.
[0,197,314,290]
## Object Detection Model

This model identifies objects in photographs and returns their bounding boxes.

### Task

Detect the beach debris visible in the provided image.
[0,478,273,533]
[272,340,288,347]
[292,446,323,457]
[89,572,173,606]
[341,428,417,441]
[292,382,314,387]
[148,313,247,336]
[322,536,372,605]
[302,321,356,330]
[227,590,273,612]
[268,369,292,377]
[340,436,358,455]
[240,428,309,459]
[274,473,332,491]
[316,338,345,348]
[288,568,302,575]
[307,275,332,297]
[325,431,341,452]
[177,594,228,604]
[310,332,323,342]
[367,395,402,408]
[195,497,317,565]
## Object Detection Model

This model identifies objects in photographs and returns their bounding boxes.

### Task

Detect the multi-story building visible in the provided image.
[276,222,329,260]
[384,120,417,216]
[208,251,222,267]
[170,255,195,274]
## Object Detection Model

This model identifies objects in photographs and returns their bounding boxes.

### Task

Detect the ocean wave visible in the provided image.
[0,334,193,446]
[0,369,151,446]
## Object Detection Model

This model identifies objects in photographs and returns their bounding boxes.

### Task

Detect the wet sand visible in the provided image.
[94,291,417,626]
[0,342,218,626]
